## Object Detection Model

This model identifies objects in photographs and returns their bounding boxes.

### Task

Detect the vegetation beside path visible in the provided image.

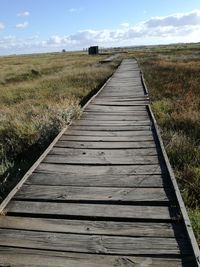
[0,52,120,200]
[130,43,200,243]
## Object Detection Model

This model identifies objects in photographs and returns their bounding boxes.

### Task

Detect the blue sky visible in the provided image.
[0,0,200,55]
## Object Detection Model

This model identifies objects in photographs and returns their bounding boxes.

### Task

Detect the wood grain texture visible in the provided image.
[74,120,151,126]
[14,185,171,203]
[55,140,156,149]
[69,125,152,131]
[81,115,149,121]
[59,135,154,141]
[64,130,153,136]
[0,229,190,255]
[26,172,167,188]
[49,147,158,156]
[36,163,165,175]
[43,154,159,165]
[6,201,176,220]
[0,247,195,267]
[0,216,180,237]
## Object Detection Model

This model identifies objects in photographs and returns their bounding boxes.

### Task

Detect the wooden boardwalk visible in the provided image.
[0,59,199,266]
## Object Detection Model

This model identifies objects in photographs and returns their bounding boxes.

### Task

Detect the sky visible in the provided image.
[0,0,200,55]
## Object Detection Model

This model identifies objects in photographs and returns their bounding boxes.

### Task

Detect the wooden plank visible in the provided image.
[55,140,156,149]
[107,83,142,87]
[81,115,149,121]
[74,120,151,126]
[64,130,153,136]
[98,93,146,97]
[85,104,147,108]
[14,185,170,203]
[26,172,167,188]
[85,105,146,111]
[96,97,148,102]
[0,216,179,237]
[0,247,194,267]
[93,98,148,101]
[70,125,152,131]
[6,201,175,220]
[91,101,149,106]
[83,111,148,115]
[50,147,158,156]
[36,163,164,175]
[44,154,159,165]
[0,229,190,255]
[98,93,145,97]
[59,135,154,141]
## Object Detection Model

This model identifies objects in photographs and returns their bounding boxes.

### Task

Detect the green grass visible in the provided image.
[128,43,200,243]
[189,210,200,244]
[0,52,121,199]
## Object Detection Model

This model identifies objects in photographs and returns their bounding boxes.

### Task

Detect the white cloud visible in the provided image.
[145,9,200,28]
[17,11,30,17]
[69,8,78,12]
[0,22,5,30]
[121,22,130,27]
[68,7,84,13]
[16,22,29,29]
[48,9,200,47]
[1,9,200,55]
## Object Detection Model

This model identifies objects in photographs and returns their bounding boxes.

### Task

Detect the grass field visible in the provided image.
[129,43,200,243]
[0,45,199,243]
[0,52,120,199]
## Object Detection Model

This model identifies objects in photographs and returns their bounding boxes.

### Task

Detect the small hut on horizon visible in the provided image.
[88,46,99,55]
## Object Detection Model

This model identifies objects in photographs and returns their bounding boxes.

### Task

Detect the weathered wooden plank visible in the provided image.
[59,135,154,142]
[88,102,146,107]
[98,94,146,98]
[70,125,152,131]
[98,94,145,98]
[36,163,164,175]
[64,130,153,136]
[55,140,156,149]
[26,172,167,188]
[14,185,170,203]
[91,101,149,106]
[44,154,159,165]
[0,216,179,237]
[6,201,175,220]
[50,147,157,156]
[85,105,146,111]
[0,247,194,267]
[81,115,149,121]
[96,97,148,102]
[107,83,142,87]
[74,120,151,126]
[83,111,148,116]
[0,229,190,255]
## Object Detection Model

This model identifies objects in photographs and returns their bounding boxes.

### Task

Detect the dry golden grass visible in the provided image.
[0,52,120,198]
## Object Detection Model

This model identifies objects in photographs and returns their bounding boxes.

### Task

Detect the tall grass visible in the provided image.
[130,44,200,243]
[0,52,120,199]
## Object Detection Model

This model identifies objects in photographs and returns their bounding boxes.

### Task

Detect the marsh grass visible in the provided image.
[0,52,120,198]
[129,43,200,243]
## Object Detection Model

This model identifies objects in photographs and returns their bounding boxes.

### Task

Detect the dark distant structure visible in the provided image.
[88,46,99,55]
